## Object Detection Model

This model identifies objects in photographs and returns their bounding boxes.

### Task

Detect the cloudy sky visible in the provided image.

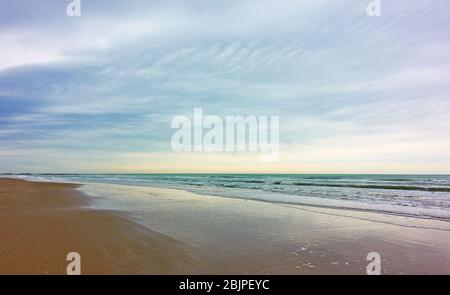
[0,0,450,173]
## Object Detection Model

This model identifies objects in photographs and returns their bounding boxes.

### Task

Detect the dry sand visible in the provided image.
[0,178,196,274]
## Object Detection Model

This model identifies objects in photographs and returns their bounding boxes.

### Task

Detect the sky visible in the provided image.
[0,0,450,174]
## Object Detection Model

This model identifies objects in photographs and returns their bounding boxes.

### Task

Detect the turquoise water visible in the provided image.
[15,174,450,221]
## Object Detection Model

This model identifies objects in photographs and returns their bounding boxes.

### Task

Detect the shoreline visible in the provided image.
[11,174,450,222]
[1,178,450,274]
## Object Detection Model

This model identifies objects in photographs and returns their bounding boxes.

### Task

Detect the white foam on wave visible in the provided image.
[184,185,450,221]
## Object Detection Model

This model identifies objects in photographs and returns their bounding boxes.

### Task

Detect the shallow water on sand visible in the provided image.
[15,174,450,220]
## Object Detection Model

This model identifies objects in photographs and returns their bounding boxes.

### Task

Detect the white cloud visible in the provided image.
[0,32,64,70]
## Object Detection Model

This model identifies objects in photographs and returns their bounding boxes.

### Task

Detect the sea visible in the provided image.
[12,173,450,221]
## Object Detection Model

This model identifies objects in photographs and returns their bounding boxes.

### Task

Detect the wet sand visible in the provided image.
[1,178,450,274]
[83,183,450,274]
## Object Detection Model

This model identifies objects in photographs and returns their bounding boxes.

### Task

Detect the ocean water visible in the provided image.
[13,174,450,221]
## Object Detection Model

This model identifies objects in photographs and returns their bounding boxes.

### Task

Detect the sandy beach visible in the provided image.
[1,178,450,274]
[0,178,196,274]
